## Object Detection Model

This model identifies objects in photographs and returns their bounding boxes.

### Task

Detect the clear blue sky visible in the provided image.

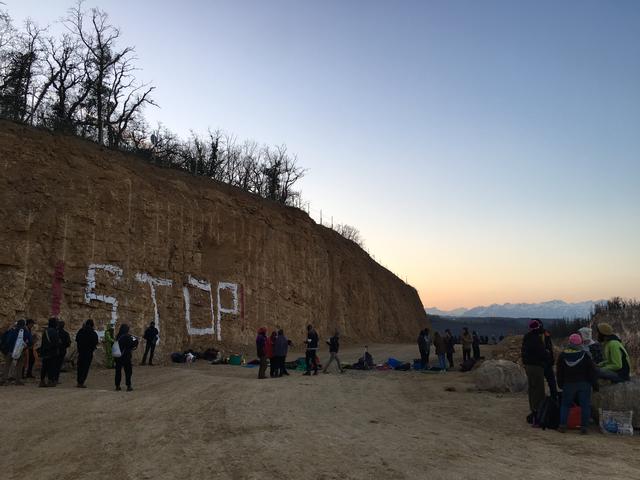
[7,0,640,308]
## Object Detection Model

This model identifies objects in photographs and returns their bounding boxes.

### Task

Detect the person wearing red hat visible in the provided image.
[521,319,550,422]
[556,333,598,434]
[256,327,268,379]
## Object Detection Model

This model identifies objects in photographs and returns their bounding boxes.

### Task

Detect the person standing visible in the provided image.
[538,321,558,400]
[104,324,115,368]
[303,324,319,376]
[433,331,447,371]
[556,334,598,434]
[0,320,32,386]
[472,331,481,360]
[461,328,472,362]
[114,324,138,391]
[268,331,278,378]
[323,330,344,374]
[521,319,549,421]
[76,319,99,388]
[256,327,268,379]
[54,320,71,384]
[22,319,37,379]
[444,329,455,369]
[39,318,61,388]
[417,329,430,370]
[140,321,159,366]
[273,329,291,377]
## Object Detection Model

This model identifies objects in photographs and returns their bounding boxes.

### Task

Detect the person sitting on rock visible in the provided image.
[596,323,630,383]
[556,333,598,435]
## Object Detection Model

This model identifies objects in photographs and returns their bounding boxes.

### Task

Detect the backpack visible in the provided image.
[459,358,476,372]
[112,340,122,358]
[535,396,560,430]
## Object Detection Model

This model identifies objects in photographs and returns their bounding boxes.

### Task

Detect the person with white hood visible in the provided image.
[0,319,32,385]
[579,326,603,364]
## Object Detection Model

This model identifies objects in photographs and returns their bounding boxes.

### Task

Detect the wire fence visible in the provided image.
[300,204,410,286]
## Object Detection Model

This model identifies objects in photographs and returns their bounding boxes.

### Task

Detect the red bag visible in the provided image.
[568,405,582,429]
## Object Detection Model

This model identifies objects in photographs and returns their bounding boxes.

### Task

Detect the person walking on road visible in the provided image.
[323,330,344,374]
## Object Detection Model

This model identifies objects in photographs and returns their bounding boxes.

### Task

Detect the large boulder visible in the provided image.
[592,377,640,428]
[473,359,528,393]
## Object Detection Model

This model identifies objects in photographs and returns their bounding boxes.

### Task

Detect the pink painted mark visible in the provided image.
[50,261,65,317]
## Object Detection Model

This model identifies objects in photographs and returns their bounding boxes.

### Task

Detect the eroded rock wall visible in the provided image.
[0,121,427,356]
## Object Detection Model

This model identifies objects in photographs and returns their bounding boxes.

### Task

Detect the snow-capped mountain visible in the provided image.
[426,300,602,319]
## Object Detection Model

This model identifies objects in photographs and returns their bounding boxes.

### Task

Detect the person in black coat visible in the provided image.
[114,324,139,392]
[140,321,159,366]
[75,319,99,388]
[417,329,430,369]
[54,320,71,384]
[472,331,481,360]
[303,324,319,376]
[521,319,550,419]
[322,330,344,374]
[39,318,61,388]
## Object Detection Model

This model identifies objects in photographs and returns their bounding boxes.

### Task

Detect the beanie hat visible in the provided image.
[529,319,541,331]
[578,326,594,345]
[597,323,613,336]
[569,333,583,346]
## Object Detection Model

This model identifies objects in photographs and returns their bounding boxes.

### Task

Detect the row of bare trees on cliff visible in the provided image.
[0,1,306,207]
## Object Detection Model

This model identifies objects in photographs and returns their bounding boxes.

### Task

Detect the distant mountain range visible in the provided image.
[425,300,603,319]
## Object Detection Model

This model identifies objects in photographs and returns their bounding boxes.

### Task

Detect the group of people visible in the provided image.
[522,319,631,434]
[417,327,484,371]
[255,324,344,379]
[0,318,160,392]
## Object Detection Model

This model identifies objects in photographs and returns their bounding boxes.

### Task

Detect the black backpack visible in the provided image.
[535,396,560,430]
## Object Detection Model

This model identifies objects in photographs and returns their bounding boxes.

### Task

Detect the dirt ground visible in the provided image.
[1,344,638,480]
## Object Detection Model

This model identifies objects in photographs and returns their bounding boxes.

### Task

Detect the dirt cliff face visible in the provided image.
[0,121,427,357]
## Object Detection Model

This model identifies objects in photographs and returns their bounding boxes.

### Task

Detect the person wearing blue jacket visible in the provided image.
[0,319,33,385]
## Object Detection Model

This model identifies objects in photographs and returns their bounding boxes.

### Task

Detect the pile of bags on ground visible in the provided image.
[170,348,220,364]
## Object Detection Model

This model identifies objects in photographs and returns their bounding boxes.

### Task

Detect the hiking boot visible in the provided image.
[149,363,154,366]
[322,370,329,374]
[14,380,25,386]
[303,372,310,376]
[126,386,133,392]
[580,427,588,435]
[558,425,567,433]
[313,371,318,376]
[77,383,86,388]
[140,362,146,366]
[38,381,47,388]
[115,386,122,391]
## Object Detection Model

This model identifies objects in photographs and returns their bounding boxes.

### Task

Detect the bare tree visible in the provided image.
[334,223,365,248]
[64,1,153,146]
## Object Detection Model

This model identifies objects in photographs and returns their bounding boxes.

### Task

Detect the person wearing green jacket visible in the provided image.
[596,323,630,383]
[104,325,115,369]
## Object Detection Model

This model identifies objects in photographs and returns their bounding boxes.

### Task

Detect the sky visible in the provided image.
[6,0,640,309]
